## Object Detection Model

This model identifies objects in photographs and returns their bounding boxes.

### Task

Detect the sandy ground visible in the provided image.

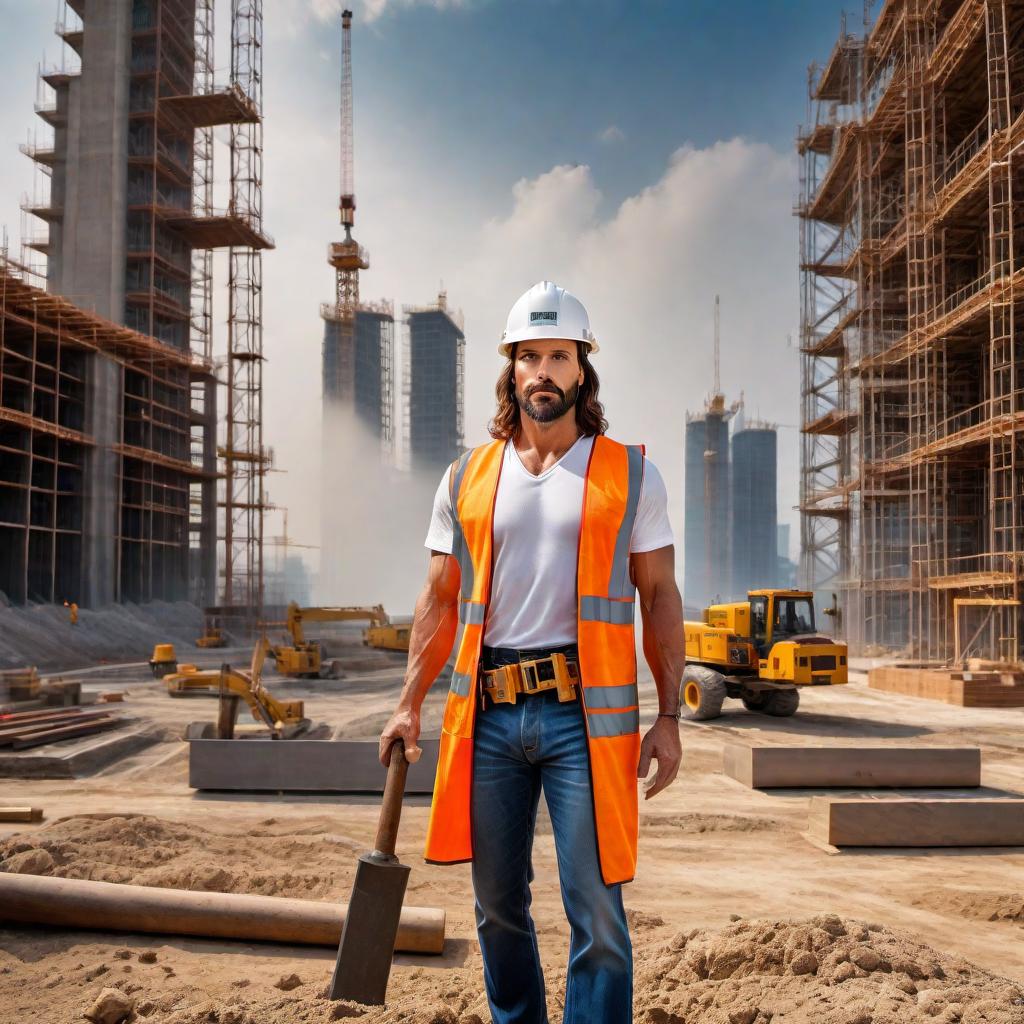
[1,647,1023,1022]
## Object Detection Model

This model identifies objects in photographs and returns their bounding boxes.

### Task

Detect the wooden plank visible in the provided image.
[868,666,1024,707]
[0,711,116,746]
[189,738,441,794]
[808,797,1024,847]
[723,744,981,789]
[0,807,43,822]
[0,709,107,735]
[10,717,120,750]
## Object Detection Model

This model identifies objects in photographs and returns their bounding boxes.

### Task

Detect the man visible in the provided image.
[379,280,686,1024]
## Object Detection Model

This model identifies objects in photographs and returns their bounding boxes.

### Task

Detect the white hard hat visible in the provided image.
[498,280,599,357]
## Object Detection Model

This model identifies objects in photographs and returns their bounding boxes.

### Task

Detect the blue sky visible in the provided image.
[333,0,852,206]
[0,0,858,604]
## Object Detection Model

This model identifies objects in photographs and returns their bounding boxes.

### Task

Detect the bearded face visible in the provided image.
[516,379,581,423]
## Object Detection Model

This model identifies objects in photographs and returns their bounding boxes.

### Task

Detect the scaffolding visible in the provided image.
[17,0,273,613]
[798,0,1024,662]
[221,0,271,618]
[0,248,209,603]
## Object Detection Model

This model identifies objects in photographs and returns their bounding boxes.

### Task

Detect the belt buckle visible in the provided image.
[519,656,544,694]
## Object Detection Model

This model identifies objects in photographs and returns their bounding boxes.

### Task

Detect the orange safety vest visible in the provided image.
[424,434,646,885]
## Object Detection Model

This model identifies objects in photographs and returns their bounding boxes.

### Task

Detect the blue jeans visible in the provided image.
[470,661,633,1024]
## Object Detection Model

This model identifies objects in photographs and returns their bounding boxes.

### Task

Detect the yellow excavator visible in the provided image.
[682,589,847,720]
[270,603,409,679]
[164,638,308,738]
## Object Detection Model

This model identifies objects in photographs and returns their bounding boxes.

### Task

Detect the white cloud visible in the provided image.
[597,124,625,144]
[259,133,799,608]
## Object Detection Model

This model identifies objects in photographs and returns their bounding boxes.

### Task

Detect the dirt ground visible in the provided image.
[1,647,1023,1023]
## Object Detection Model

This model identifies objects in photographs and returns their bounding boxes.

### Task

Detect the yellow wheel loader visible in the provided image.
[682,589,847,721]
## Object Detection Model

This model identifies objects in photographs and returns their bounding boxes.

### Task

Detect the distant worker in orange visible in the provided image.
[379,281,686,1023]
[64,600,78,625]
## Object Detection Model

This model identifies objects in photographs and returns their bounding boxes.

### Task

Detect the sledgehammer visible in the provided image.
[329,738,414,1005]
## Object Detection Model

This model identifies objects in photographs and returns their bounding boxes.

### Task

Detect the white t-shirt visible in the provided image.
[424,434,674,648]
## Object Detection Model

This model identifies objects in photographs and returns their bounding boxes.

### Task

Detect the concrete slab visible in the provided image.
[0,724,160,779]
[723,744,982,789]
[188,738,441,793]
[807,796,1024,847]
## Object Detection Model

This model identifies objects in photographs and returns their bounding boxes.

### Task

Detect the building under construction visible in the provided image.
[8,0,272,613]
[322,304,394,447]
[799,0,1024,662]
[684,399,780,609]
[403,293,465,472]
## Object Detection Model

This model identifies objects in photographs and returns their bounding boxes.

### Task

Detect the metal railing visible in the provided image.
[917,552,1023,582]
[937,115,990,189]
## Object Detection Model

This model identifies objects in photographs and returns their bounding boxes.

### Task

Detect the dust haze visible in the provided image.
[316,403,441,614]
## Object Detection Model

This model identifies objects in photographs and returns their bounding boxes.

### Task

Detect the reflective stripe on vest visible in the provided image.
[424,435,647,885]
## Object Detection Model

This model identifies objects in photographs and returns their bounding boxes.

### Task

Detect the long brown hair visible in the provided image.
[488,341,608,441]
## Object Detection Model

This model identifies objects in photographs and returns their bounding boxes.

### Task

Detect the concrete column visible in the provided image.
[62,0,131,319]
[82,353,122,606]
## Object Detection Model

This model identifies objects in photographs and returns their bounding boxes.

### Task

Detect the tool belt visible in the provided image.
[480,650,580,706]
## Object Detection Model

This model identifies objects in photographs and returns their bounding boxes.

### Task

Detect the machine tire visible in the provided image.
[762,688,800,717]
[741,689,772,712]
[680,666,727,721]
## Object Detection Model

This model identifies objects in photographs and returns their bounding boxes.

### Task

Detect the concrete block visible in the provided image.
[807,797,1024,847]
[723,744,981,789]
[189,738,440,793]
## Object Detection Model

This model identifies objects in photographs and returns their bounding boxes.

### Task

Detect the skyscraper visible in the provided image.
[404,293,465,472]
[730,425,778,597]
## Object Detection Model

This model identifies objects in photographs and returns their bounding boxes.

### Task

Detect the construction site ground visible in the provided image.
[1,636,1023,1023]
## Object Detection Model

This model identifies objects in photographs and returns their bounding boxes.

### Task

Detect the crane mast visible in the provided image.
[323,8,368,403]
[339,8,355,234]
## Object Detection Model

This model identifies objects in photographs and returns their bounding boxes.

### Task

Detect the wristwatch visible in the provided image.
[658,710,681,721]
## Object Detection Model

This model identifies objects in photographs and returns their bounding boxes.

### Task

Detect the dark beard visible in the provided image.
[516,381,580,423]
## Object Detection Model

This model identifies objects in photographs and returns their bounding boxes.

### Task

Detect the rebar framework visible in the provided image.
[798,0,1024,662]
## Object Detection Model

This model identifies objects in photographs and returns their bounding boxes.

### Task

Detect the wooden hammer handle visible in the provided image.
[374,740,409,858]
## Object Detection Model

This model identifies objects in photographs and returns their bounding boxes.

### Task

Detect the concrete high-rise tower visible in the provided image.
[730,425,778,596]
[404,292,465,472]
[19,0,271,607]
[684,401,732,609]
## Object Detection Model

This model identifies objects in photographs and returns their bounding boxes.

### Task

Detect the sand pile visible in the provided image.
[0,813,360,899]
[0,600,204,671]
[3,916,1015,1024]
[631,914,1024,1023]
[144,917,1024,1023]
[911,889,1024,927]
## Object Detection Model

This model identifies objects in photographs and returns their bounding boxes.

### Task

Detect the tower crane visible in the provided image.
[323,9,368,403]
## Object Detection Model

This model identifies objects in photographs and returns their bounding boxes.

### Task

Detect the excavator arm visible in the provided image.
[285,602,390,645]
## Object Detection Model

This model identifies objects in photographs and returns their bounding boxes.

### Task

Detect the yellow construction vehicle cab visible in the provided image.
[364,621,412,652]
[682,589,847,720]
[149,643,177,679]
[164,638,308,738]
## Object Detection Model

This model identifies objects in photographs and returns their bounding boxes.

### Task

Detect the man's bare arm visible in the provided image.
[378,551,460,766]
[631,544,686,799]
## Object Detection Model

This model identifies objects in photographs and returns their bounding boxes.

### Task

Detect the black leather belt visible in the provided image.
[480,643,579,671]
[479,643,580,706]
